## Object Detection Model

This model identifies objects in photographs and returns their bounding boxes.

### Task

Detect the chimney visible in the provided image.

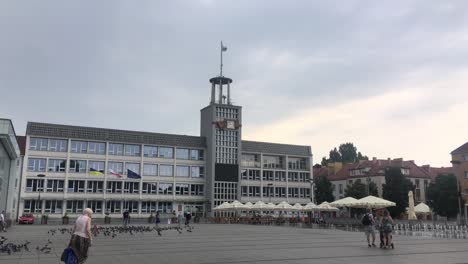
[372,157,377,161]
[327,162,343,175]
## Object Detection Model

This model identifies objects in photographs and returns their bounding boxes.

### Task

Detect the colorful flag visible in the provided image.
[127,169,141,179]
[89,168,103,176]
[221,42,227,52]
[109,169,123,178]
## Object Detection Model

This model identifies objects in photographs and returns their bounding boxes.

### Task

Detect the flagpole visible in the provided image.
[220,41,223,76]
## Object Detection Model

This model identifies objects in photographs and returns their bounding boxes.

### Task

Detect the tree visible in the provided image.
[329,148,341,163]
[313,164,322,169]
[368,181,379,196]
[382,167,415,218]
[427,175,459,217]
[314,176,335,204]
[321,157,328,166]
[339,143,357,163]
[344,181,367,199]
[357,152,369,161]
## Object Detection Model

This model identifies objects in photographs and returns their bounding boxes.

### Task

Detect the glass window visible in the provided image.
[29,137,49,151]
[141,201,157,213]
[160,165,173,176]
[159,147,173,159]
[191,166,204,178]
[106,201,121,213]
[464,155,468,161]
[143,146,158,158]
[158,183,173,195]
[66,200,84,214]
[67,180,85,193]
[46,179,64,192]
[44,200,63,214]
[176,166,189,177]
[158,201,172,213]
[69,160,87,173]
[108,143,124,155]
[88,142,106,154]
[28,158,46,172]
[108,162,123,174]
[71,140,88,153]
[87,181,104,193]
[87,201,103,213]
[190,184,204,196]
[123,201,139,213]
[106,181,122,193]
[125,163,140,174]
[465,171,468,179]
[176,148,189,160]
[175,184,189,195]
[190,149,204,160]
[49,139,68,152]
[124,144,141,156]
[88,161,105,173]
[48,159,66,172]
[142,183,158,194]
[25,179,44,192]
[23,200,42,213]
[143,164,158,176]
[124,182,139,193]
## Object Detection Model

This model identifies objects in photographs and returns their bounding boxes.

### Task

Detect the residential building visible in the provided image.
[451,142,468,216]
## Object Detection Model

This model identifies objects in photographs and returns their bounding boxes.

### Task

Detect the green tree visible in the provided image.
[329,148,341,163]
[382,167,415,218]
[427,175,459,217]
[321,156,328,166]
[344,181,367,199]
[314,176,335,204]
[368,181,379,196]
[339,143,357,163]
[357,152,369,161]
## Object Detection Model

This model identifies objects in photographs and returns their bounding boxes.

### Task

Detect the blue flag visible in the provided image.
[127,169,141,179]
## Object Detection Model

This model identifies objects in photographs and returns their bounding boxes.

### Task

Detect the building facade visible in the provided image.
[0,119,21,221]
[451,142,468,217]
[18,73,313,218]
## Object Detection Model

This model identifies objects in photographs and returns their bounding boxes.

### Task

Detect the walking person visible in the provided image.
[185,212,192,226]
[123,210,130,227]
[381,210,394,249]
[68,208,93,264]
[0,211,6,232]
[361,208,376,247]
[155,211,161,227]
[177,213,183,228]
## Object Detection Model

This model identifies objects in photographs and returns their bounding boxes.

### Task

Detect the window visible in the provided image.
[87,201,102,213]
[263,170,274,181]
[191,149,204,160]
[248,186,261,197]
[142,182,157,194]
[108,162,123,174]
[106,181,122,193]
[143,164,158,176]
[123,201,139,213]
[339,184,343,194]
[126,163,140,174]
[288,157,307,170]
[176,148,189,160]
[175,184,189,195]
[158,183,173,195]
[87,181,104,193]
[160,165,173,176]
[108,143,124,155]
[191,166,204,178]
[124,182,139,193]
[159,147,173,159]
[69,160,87,173]
[46,180,64,192]
[49,139,68,152]
[263,156,284,169]
[71,140,88,153]
[67,180,85,193]
[263,186,274,197]
[141,201,157,213]
[23,200,42,213]
[190,184,204,196]
[26,179,44,192]
[106,201,121,213]
[176,166,189,177]
[66,200,84,214]
[143,146,158,158]
[88,142,106,154]
[44,200,63,214]
[464,155,468,161]
[124,144,141,156]
[29,137,49,151]
[88,161,105,173]
[158,202,173,213]
[242,186,248,196]
[28,158,46,172]
[465,171,468,179]
[48,159,66,172]
[275,171,286,182]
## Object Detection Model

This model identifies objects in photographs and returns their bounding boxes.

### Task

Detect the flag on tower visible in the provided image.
[127,169,141,179]
[221,42,227,52]
[89,168,103,176]
[109,169,123,178]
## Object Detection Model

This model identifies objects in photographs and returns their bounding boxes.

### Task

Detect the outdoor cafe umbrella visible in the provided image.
[303,202,318,211]
[274,201,293,211]
[250,201,268,211]
[214,201,231,211]
[316,202,339,212]
[239,202,253,211]
[348,195,396,209]
[414,202,431,214]
[291,203,304,211]
[330,197,358,207]
[227,200,245,211]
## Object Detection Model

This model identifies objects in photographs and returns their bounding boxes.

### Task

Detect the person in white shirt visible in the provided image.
[69,208,93,263]
[0,211,5,232]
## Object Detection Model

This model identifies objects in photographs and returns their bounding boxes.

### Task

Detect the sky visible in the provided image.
[1,0,468,167]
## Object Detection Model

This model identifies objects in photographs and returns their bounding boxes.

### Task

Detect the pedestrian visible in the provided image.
[0,211,5,232]
[185,212,192,226]
[361,208,376,247]
[381,210,394,249]
[155,211,161,227]
[69,208,93,264]
[123,210,130,227]
[177,213,183,228]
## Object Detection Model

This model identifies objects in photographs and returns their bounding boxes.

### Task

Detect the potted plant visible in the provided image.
[148,213,155,223]
[41,214,48,225]
[104,212,111,224]
[62,213,69,225]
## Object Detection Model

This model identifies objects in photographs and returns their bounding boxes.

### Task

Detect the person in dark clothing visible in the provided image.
[185,212,192,226]
[123,211,130,227]
[155,212,161,227]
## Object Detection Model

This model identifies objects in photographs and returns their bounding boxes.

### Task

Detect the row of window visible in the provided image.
[29,137,204,160]
[23,200,177,214]
[213,182,238,205]
[241,170,310,182]
[240,186,311,198]
[241,154,309,170]
[25,179,205,195]
[27,158,204,177]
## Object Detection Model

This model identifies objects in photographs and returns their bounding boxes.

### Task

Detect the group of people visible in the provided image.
[361,208,394,249]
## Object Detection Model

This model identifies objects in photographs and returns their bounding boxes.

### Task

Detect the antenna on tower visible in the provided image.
[220,41,227,76]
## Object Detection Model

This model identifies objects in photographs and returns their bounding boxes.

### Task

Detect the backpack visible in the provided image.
[362,214,371,226]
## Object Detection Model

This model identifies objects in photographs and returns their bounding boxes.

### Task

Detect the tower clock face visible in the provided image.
[227,120,235,129]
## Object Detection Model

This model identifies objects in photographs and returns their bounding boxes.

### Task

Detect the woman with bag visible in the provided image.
[381,210,394,249]
[65,208,93,263]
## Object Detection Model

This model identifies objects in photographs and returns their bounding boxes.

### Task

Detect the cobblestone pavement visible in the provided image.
[2,224,468,264]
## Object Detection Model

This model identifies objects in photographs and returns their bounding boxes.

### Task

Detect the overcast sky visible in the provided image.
[1,0,468,166]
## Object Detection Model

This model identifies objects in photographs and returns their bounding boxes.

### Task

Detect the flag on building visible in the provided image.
[127,169,141,179]
[221,42,227,52]
[89,168,103,176]
[109,169,123,178]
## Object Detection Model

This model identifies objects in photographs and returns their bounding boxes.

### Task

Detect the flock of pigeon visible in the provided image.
[0,224,194,256]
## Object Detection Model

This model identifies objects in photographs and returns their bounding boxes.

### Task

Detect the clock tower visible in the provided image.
[200,45,242,216]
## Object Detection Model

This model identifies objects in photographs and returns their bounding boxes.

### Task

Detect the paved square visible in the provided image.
[2,224,468,264]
